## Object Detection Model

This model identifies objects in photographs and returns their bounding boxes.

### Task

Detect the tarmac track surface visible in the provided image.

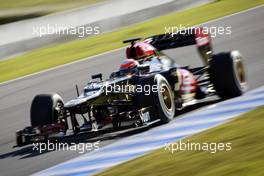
[0,6,264,176]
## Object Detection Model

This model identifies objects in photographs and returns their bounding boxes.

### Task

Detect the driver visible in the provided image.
[119,59,139,76]
[126,41,178,70]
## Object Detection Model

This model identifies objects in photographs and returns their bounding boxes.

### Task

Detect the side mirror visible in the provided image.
[91,73,102,81]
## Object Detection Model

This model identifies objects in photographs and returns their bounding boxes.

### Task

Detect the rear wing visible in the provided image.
[145,27,213,64]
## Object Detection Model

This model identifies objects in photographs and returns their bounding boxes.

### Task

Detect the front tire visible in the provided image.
[30,93,64,126]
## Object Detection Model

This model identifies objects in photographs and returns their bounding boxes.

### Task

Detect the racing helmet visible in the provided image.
[119,59,139,76]
[126,42,157,60]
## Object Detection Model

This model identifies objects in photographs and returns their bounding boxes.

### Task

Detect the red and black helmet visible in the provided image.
[126,42,157,60]
[119,59,139,75]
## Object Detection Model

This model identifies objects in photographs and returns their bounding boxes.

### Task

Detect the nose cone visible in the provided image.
[64,98,86,108]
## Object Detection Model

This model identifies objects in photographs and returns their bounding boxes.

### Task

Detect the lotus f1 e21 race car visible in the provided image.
[16,27,247,146]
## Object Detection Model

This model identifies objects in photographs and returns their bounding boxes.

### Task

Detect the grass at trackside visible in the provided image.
[1,0,264,83]
[96,106,264,176]
[0,0,105,22]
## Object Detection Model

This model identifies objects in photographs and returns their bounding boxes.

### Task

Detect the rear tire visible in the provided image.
[209,51,247,99]
[30,93,64,126]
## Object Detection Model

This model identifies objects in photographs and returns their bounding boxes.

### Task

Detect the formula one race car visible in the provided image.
[16,27,247,146]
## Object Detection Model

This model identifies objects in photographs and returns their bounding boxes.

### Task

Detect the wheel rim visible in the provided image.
[233,55,247,89]
[158,81,174,119]
[155,74,175,121]
[161,83,173,111]
[235,59,246,84]
[55,101,64,118]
